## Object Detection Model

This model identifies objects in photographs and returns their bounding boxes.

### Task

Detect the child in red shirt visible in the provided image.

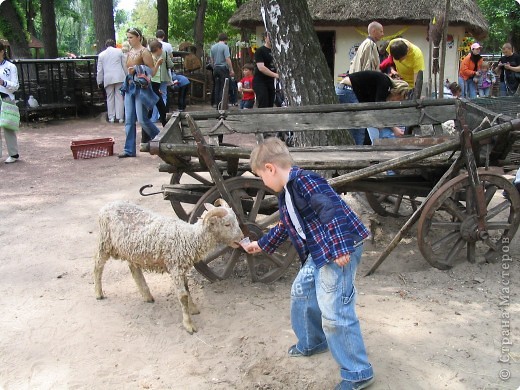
[239,63,255,109]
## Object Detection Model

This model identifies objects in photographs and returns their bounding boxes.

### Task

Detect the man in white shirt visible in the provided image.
[96,39,126,123]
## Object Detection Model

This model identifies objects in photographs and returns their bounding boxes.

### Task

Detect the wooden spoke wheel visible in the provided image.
[188,177,298,283]
[417,172,520,270]
[169,172,213,222]
[365,192,421,217]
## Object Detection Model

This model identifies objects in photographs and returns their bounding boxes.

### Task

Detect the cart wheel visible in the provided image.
[188,177,298,283]
[417,172,520,270]
[169,172,213,222]
[365,192,420,217]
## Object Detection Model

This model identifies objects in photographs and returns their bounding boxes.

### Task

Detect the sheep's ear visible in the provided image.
[204,203,215,211]
[214,198,230,208]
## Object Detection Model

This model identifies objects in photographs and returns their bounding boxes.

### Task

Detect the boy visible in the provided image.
[244,138,374,390]
[239,63,255,109]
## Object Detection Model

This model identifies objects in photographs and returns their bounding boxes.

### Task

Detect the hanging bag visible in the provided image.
[0,99,20,132]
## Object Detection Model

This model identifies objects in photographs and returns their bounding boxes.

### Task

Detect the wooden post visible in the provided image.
[438,0,450,98]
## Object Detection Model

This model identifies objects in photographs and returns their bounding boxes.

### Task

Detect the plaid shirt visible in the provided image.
[258,167,370,269]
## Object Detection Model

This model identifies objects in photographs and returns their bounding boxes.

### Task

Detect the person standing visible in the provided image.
[153,29,174,117]
[0,41,20,164]
[349,22,384,74]
[387,38,425,89]
[253,32,279,108]
[119,27,160,158]
[495,43,520,96]
[210,33,235,109]
[149,39,173,126]
[244,138,374,390]
[97,39,126,123]
[238,63,255,109]
[458,42,483,99]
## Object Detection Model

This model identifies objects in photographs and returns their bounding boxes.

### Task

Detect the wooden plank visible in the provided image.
[328,119,520,188]
[181,105,457,136]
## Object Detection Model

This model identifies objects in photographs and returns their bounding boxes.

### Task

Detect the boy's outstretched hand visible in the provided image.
[243,241,262,254]
[334,253,351,267]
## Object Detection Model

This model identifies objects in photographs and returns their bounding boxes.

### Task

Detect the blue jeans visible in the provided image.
[240,99,254,109]
[458,76,477,99]
[367,127,396,145]
[478,87,491,97]
[335,84,365,145]
[123,92,160,156]
[291,247,373,382]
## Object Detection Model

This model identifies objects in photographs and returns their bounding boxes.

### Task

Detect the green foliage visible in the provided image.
[167,0,239,47]
[477,0,520,52]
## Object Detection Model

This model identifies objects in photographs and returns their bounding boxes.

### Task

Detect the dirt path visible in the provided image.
[0,116,518,389]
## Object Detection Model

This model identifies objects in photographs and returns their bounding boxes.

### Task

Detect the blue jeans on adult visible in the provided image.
[458,76,477,99]
[290,247,373,383]
[335,84,365,145]
[123,92,160,156]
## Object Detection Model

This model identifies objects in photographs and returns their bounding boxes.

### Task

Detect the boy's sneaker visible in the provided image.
[334,377,375,390]
[5,156,18,164]
[118,119,124,124]
[108,118,115,123]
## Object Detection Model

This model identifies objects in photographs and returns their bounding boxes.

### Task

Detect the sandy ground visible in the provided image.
[0,112,519,390]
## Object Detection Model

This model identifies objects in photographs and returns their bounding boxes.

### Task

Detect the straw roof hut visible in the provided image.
[229,0,488,39]
[229,0,488,93]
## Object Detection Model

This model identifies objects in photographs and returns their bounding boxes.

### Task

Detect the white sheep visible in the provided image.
[94,199,243,334]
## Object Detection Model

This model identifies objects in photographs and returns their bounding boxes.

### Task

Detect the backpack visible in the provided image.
[133,65,151,88]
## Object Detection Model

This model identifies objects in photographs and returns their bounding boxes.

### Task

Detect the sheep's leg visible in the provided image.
[173,274,197,334]
[128,264,155,303]
[94,252,109,299]
[184,278,200,315]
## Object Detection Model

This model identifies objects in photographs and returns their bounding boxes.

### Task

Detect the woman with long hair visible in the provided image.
[119,27,160,158]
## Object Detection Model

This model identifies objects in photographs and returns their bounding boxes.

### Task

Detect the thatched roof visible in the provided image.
[229,0,488,39]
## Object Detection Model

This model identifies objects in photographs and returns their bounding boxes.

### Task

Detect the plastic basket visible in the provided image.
[70,138,114,159]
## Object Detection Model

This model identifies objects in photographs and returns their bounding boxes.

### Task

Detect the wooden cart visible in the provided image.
[141,97,520,282]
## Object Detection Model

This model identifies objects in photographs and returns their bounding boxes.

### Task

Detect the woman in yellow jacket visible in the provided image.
[458,42,483,99]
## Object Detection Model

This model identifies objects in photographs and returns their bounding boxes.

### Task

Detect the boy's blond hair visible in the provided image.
[250,138,294,173]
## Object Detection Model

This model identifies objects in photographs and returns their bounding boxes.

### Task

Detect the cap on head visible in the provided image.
[471,42,481,50]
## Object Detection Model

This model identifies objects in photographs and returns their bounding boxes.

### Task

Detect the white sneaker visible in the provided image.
[118,119,124,124]
[108,118,115,123]
[5,156,18,164]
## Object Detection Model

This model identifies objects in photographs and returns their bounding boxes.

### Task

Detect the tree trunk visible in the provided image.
[91,0,115,54]
[193,0,207,58]
[157,0,168,39]
[259,0,353,147]
[0,0,31,58]
[41,0,59,58]
[27,0,37,37]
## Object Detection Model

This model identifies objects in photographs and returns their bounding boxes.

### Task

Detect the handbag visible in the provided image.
[0,99,20,131]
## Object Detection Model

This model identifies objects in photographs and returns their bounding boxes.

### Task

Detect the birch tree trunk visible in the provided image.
[259,0,354,147]
[92,0,115,54]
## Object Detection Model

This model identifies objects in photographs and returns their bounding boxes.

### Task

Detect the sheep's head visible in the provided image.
[203,201,243,248]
